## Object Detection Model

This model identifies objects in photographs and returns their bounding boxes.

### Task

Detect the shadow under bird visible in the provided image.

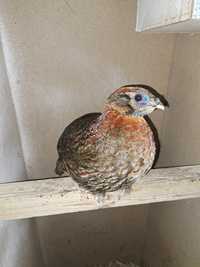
[55,84,167,193]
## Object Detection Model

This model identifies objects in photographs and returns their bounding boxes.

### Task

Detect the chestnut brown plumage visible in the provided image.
[55,85,166,193]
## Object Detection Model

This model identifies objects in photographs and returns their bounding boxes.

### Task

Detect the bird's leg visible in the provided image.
[114,188,126,201]
[122,183,133,194]
[115,182,135,201]
[95,192,106,208]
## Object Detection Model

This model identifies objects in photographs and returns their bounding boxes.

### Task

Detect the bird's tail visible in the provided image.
[55,158,66,176]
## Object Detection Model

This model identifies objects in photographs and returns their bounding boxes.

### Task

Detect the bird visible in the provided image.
[55,84,166,193]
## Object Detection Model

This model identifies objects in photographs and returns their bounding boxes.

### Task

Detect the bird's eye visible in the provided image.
[135,94,143,102]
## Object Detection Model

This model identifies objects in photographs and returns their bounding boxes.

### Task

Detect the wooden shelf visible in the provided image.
[0,165,200,220]
[136,0,200,32]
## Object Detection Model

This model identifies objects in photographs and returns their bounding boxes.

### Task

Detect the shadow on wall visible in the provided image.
[37,205,148,267]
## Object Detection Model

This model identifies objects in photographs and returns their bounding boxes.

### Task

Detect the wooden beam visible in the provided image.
[136,0,200,33]
[1,165,200,220]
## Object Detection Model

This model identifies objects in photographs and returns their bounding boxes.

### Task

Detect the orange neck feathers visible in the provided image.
[97,107,149,135]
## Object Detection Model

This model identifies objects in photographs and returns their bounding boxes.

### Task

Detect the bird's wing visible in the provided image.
[57,112,101,160]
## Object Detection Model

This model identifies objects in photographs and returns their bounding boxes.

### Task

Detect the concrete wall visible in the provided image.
[0,41,44,267]
[143,34,200,267]
[0,0,175,266]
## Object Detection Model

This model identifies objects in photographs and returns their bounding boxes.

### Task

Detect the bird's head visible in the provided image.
[105,84,168,117]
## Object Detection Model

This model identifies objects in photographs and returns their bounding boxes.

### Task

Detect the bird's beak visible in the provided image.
[156,103,165,110]
[155,98,165,110]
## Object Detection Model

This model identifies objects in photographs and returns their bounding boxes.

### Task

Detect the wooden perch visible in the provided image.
[1,165,200,220]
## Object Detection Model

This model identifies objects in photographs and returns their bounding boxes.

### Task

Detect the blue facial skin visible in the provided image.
[135,94,150,106]
[133,94,151,117]
[141,95,150,105]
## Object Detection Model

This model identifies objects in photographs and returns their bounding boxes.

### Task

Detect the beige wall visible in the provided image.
[144,199,200,267]
[159,34,200,167]
[0,41,44,267]
[0,41,25,183]
[0,0,176,266]
[143,35,200,267]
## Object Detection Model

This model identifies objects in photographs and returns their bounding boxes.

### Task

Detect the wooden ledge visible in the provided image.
[1,165,200,220]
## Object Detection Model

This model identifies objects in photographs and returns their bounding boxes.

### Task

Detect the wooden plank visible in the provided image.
[136,0,200,32]
[0,165,200,220]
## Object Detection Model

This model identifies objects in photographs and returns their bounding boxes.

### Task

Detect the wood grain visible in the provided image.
[1,165,200,220]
